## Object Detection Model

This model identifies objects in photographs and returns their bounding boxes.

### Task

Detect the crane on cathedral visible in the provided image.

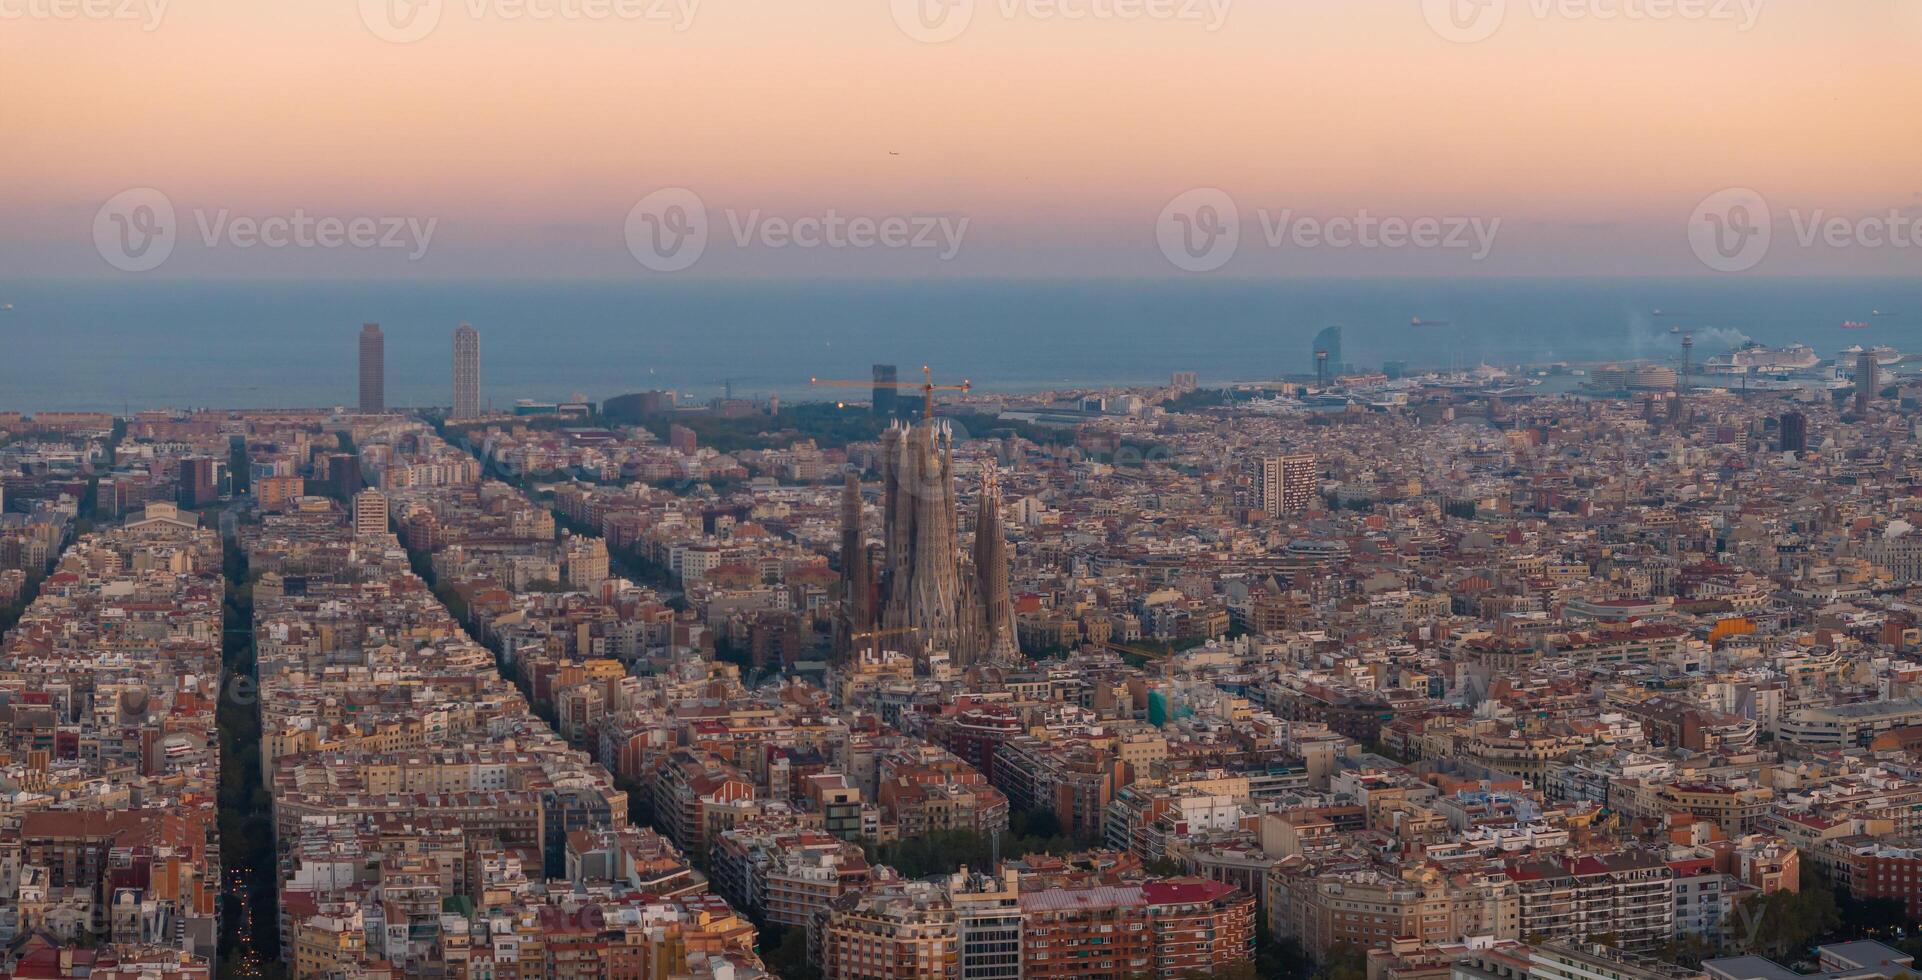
[822,368,1019,668]
[810,365,972,418]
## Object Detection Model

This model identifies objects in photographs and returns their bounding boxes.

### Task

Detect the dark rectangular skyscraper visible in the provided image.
[328,453,363,499]
[177,457,218,509]
[453,322,480,418]
[1779,412,1807,453]
[1857,351,1878,416]
[359,323,385,413]
[872,364,899,417]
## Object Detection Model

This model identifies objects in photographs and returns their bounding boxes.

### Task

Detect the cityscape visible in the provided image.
[5,318,1922,980]
[6,3,1922,980]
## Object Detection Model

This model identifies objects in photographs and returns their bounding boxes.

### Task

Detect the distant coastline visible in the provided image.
[0,277,1912,413]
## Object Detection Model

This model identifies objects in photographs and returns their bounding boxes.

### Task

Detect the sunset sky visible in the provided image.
[4,0,1918,277]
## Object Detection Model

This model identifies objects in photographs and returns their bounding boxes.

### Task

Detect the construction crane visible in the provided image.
[811,365,971,419]
[847,626,920,658]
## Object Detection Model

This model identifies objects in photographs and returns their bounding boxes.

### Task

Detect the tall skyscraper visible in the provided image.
[1779,412,1808,453]
[452,323,480,418]
[177,457,219,510]
[1311,325,1343,377]
[358,323,385,414]
[1857,351,1879,416]
[872,364,899,417]
[1245,454,1317,516]
[1680,333,1694,419]
[451,320,478,416]
[327,453,364,499]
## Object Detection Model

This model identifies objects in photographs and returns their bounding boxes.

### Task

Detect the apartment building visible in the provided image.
[1507,852,1676,952]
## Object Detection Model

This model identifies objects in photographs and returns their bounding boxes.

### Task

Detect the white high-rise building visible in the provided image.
[950,869,1022,980]
[1244,454,1317,516]
[353,488,389,539]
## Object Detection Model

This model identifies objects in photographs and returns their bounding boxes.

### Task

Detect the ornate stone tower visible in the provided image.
[838,472,875,661]
[972,462,1019,663]
[874,419,1019,667]
[883,421,967,657]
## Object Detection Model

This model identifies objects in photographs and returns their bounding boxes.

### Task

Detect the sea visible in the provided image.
[0,278,1916,413]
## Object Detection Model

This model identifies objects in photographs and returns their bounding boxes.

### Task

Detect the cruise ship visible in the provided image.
[1839,344,1902,367]
[1585,364,1678,391]
[1702,342,1821,376]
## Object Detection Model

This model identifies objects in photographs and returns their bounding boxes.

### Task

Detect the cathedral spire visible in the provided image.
[973,460,1018,663]
[838,472,875,661]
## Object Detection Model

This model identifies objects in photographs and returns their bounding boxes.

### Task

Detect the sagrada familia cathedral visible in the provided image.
[839,419,1018,666]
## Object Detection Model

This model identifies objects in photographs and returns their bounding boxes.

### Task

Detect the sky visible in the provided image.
[2,0,1918,278]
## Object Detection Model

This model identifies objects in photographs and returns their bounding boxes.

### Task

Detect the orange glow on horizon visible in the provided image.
[3,0,1917,276]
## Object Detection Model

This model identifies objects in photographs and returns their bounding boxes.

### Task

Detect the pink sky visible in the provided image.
[3,0,1918,277]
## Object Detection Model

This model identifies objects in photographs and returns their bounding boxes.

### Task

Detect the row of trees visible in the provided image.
[858,809,1094,879]
[0,573,42,636]
[1657,865,1916,969]
[216,531,288,980]
[1705,877,1922,965]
